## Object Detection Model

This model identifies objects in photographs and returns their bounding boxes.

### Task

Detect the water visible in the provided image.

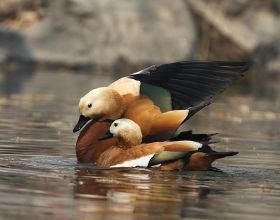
[0,67,279,220]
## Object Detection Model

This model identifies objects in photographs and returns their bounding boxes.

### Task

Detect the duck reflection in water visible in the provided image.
[74,167,211,217]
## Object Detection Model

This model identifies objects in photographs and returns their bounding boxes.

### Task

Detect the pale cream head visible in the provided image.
[109,119,142,146]
[79,87,125,121]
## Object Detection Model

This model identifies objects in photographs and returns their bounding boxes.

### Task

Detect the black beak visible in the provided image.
[98,131,114,140]
[73,115,91,132]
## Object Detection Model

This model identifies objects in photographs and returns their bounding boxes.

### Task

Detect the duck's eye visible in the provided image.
[113,123,118,127]
[87,103,92,108]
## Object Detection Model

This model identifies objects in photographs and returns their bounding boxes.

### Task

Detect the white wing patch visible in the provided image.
[110,154,155,168]
[192,142,203,150]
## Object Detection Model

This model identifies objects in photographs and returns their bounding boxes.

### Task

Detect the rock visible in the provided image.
[187,0,280,52]
[21,0,195,67]
[0,28,35,95]
[251,38,280,98]
[0,0,39,18]
[0,28,32,62]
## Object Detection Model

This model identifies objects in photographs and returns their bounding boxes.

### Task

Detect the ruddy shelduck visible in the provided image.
[95,119,238,170]
[74,60,248,163]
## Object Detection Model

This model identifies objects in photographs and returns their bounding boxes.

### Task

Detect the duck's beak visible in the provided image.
[98,131,114,140]
[73,115,91,132]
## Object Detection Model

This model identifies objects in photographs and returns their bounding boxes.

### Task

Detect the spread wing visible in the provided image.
[129,61,248,111]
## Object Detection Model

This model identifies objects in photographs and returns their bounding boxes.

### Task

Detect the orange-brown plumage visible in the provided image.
[76,118,238,171]
[149,110,189,136]
[76,95,188,163]
[94,119,202,168]
[159,160,185,171]
[96,143,163,167]
[74,61,247,164]
[184,152,213,171]
[76,121,118,163]
[123,95,161,136]
[96,141,201,168]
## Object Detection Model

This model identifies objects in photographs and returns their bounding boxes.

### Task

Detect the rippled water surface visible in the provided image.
[0,69,279,220]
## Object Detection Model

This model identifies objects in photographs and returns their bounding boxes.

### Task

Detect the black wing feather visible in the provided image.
[170,130,218,142]
[129,61,248,110]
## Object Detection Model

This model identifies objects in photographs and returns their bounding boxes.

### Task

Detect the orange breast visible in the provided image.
[76,121,119,163]
[76,96,187,164]
[123,96,161,136]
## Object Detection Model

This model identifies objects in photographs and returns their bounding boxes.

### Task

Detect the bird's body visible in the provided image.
[95,119,202,168]
[95,119,238,170]
[75,95,190,163]
[96,141,200,168]
[73,60,248,164]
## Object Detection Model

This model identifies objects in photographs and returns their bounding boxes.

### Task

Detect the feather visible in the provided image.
[129,61,248,110]
[171,130,218,142]
[111,154,155,168]
[140,83,172,112]
[148,151,189,167]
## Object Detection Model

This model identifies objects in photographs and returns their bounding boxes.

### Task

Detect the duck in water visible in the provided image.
[73,61,247,163]
[96,119,238,170]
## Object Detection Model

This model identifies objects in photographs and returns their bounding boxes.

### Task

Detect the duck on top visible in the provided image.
[95,118,238,170]
[73,60,248,163]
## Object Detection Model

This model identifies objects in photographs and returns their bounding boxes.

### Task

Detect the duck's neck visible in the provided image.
[99,92,128,121]
[112,94,140,124]
[105,92,141,121]
[118,130,142,148]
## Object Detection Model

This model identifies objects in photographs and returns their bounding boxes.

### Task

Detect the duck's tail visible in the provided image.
[150,131,238,171]
[171,130,218,142]
[199,144,238,158]
[182,144,238,171]
[171,131,238,159]
[206,150,238,158]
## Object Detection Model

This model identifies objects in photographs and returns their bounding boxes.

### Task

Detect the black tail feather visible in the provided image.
[201,141,220,145]
[207,151,239,158]
[199,144,239,158]
[171,130,218,142]
[209,167,223,172]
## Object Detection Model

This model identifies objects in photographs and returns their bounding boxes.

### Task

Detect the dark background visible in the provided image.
[0,0,279,100]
